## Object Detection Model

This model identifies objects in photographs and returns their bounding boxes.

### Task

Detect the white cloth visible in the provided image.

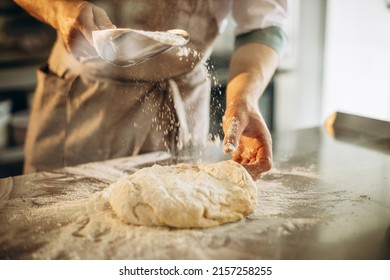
[214,0,288,34]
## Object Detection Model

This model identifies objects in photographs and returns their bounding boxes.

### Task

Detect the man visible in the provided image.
[14,0,287,180]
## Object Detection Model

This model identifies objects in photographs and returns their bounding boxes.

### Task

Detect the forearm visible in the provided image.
[227,43,279,108]
[13,0,83,30]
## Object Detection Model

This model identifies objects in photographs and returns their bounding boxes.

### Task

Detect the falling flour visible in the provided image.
[223,116,240,154]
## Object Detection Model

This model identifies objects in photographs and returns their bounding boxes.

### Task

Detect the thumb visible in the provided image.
[92,6,116,30]
[81,6,115,46]
[223,116,243,154]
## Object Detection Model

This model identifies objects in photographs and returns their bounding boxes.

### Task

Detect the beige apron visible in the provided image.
[24,0,219,173]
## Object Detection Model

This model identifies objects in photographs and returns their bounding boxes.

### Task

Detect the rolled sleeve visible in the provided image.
[232,0,288,55]
[234,26,287,56]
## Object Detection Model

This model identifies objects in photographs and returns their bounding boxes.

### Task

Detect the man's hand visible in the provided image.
[222,84,272,180]
[223,43,278,180]
[55,1,115,57]
[14,0,115,57]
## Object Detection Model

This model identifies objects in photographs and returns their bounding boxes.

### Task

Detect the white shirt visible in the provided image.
[214,0,288,34]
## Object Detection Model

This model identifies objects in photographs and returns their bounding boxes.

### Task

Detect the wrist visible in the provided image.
[53,1,84,29]
[226,72,262,108]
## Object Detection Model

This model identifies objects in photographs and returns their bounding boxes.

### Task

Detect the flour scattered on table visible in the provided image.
[105,160,257,228]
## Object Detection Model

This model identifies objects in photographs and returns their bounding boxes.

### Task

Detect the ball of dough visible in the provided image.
[106,160,257,228]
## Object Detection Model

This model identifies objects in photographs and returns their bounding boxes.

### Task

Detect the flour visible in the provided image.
[136,29,188,46]
[105,160,257,228]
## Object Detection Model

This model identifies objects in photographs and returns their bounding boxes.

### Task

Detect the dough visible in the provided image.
[106,160,257,228]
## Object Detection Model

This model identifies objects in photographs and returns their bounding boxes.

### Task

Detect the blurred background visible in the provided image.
[1,0,390,177]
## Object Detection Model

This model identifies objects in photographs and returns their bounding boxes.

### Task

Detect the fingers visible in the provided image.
[77,4,103,44]
[242,151,272,181]
[65,29,97,57]
[63,2,115,57]
[92,6,116,30]
[230,133,272,180]
[242,159,271,181]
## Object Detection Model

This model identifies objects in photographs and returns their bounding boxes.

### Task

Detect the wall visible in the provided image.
[322,0,390,122]
[274,0,326,131]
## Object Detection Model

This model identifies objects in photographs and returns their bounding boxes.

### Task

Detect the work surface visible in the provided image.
[1,126,389,260]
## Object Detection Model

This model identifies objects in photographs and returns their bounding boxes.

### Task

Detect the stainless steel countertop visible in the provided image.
[0,123,389,260]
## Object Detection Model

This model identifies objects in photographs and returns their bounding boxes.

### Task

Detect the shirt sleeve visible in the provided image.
[232,0,288,56]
